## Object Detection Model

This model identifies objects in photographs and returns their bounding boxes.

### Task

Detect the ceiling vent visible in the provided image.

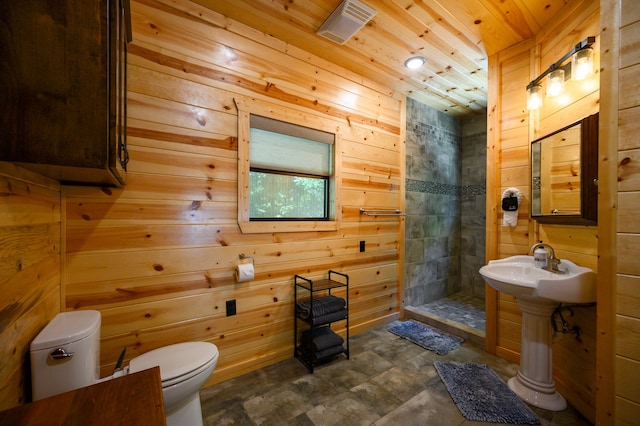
[316,0,376,45]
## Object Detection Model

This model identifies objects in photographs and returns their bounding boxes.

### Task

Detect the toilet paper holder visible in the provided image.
[236,254,255,283]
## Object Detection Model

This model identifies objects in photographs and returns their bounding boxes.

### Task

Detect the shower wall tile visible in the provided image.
[405,98,461,305]
[460,113,487,298]
[405,98,486,305]
[405,238,424,264]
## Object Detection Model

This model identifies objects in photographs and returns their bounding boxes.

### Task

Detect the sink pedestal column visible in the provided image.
[507,297,567,411]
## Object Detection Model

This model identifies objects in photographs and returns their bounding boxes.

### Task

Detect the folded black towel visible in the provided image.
[301,326,344,351]
[313,344,344,360]
[308,309,348,326]
[296,295,346,320]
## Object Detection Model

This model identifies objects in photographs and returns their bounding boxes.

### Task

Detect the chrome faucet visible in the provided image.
[529,242,564,273]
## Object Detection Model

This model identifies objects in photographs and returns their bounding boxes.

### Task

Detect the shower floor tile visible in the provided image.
[411,293,486,331]
[404,293,486,344]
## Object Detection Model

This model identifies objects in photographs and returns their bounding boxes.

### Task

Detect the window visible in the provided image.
[249,115,333,220]
[236,105,340,233]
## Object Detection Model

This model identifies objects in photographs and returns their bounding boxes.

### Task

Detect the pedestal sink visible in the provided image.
[479,255,596,411]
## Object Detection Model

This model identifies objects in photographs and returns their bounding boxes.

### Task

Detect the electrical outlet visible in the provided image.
[359,240,365,252]
[226,299,236,316]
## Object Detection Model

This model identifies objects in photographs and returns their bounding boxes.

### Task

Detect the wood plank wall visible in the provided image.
[610,0,640,422]
[0,163,61,411]
[486,0,600,421]
[64,0,404,386]
[596,0,618,421]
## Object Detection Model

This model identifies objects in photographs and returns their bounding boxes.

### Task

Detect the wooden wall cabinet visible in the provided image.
[0,0,131,187]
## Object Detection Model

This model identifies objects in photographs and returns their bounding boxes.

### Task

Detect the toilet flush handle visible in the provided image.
[49,348,75,361]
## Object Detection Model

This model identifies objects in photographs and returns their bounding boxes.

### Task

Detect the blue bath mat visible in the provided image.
[388,320,463,355]
[434,361,540,424]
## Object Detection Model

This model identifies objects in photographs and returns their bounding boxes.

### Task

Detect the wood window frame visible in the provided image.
[235,99,341,234]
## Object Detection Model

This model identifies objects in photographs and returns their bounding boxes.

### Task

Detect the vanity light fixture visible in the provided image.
[404,56,426,70]
[526,36,596,110]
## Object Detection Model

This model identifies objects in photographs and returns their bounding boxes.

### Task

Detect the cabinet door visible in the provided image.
[0,0,128,186]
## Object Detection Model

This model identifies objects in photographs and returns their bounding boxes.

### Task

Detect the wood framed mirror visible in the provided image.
[531,112,598,225]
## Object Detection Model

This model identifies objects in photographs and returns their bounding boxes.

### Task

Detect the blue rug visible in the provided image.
[434,362,541,424]
[388,320,463,355]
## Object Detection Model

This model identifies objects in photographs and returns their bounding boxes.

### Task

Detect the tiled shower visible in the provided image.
[404,98,487,309]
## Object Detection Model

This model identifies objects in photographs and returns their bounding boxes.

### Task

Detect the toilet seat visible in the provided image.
[129,342,219,388]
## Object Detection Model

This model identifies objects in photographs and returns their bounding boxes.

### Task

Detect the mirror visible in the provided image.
[531,112,598,225]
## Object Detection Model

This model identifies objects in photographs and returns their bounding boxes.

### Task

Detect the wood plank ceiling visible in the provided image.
[193,0,574,118]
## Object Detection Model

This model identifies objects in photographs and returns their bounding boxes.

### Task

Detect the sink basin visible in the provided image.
[479,255,596,303]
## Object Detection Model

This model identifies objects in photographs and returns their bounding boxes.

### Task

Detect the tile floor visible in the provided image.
[200,301,591,426]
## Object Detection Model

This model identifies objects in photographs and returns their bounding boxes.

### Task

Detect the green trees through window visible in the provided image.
[249,171,328,220]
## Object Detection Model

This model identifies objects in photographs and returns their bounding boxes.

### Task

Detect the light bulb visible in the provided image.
[546,69,565,97]
[572,48,594,81]
[404,56,426,70]
[527,85,543,110]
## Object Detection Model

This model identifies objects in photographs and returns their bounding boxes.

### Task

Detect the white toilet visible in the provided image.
[30,310,218,426]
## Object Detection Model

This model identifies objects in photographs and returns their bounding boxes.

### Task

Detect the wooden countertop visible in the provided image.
[0,367,165,426]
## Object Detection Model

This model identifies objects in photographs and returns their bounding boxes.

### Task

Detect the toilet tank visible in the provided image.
[30,310,101,401]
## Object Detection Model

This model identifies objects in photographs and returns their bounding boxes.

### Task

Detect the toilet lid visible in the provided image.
[31,310,101,351]
[129,342,218,383]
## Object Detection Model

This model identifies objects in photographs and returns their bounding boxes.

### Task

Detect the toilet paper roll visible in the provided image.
[235,263,254,282]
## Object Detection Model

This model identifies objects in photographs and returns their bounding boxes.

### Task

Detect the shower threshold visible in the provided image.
[403,293,486,346]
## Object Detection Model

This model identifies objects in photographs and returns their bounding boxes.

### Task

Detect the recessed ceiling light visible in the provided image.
[404,56,426,70]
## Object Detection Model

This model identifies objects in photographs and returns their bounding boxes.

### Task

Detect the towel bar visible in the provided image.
[359,208,405,217]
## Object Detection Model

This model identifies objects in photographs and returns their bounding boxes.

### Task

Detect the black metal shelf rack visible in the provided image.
[294,270,349,372]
